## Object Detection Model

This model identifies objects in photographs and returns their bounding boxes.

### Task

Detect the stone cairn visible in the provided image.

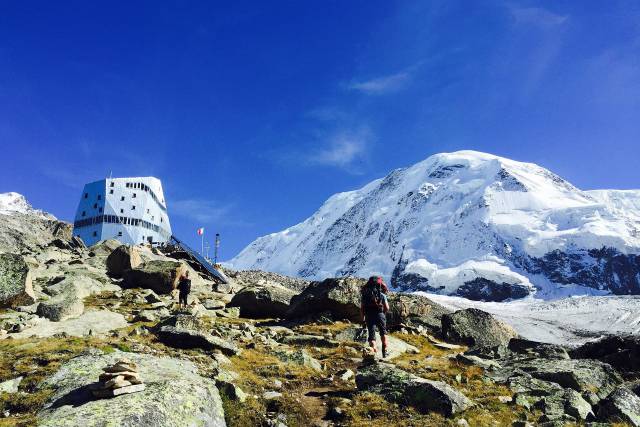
[90,358,145,398]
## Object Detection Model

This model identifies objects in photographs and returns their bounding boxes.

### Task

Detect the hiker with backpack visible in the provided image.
[177,271,191,308]
[360,276,390,358]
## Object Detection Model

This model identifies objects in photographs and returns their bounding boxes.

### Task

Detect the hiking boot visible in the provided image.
[382,348,387,359]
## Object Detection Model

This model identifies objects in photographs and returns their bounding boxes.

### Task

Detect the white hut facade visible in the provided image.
[73,177,172,246]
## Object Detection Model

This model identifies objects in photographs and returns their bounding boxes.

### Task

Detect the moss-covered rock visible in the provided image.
[355,362,473,416]
[441,308,517,349]
[38,351,226,427]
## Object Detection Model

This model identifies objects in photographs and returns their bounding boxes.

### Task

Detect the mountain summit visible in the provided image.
[229,151,640,300]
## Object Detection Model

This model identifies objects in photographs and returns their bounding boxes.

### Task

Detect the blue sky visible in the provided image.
[1,1,639,259]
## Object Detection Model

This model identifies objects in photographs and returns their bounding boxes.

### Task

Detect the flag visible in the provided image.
[197,227,205,236]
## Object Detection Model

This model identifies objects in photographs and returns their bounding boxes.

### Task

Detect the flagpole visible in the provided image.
[201,232,204,256]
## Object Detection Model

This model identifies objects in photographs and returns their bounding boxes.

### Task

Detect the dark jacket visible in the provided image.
[178,278,191,294]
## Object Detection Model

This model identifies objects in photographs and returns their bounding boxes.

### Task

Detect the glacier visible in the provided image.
[228,150,640,300]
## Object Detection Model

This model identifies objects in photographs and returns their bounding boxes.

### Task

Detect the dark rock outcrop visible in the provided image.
[526,247,640,295]
[441,308,518,349]
[571,335,640,375]
[0,253,35,308]
[227,284,297,319]
[122,260,187,294]
[355,362,473,416]
[455,277,533,301]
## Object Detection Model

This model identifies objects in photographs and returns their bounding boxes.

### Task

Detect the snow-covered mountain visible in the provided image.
[0,192,55,219]
[229,151,640,300]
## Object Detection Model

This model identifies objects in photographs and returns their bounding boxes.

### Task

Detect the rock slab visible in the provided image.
[106,245,142,278]
[122,260,187,294]
[356,362,473,416]
[598,386,640,426]
[0,253,35,308]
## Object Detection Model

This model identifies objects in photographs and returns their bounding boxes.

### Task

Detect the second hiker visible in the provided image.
[177,271,191,309]
[360,276,390,358]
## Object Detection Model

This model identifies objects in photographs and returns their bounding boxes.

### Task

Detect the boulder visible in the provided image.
[38,351,226,427]
[386,293,451,331]
[441,308,518,349]
[571,335,640,375]
[356,362,473,416]
[213,281,232,294]
[155,315,240,356]
[512,359,623,401]
[106,245,142,278]
[273,348,323,371]
[88,239,122,257]
[202,299,226,310]
[0,253,35,308]
[598,386,640,426]
[509,375,564,410]
[287,277,364,321]
[562,389,594,421]
[122,260,187,294]
[36,282,84,321]
[227,284,297,319]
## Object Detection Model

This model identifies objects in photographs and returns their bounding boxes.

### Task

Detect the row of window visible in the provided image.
[73,214,171,238]
[84,230,156,243]
[80,205,163,223]
[122,181,167,211]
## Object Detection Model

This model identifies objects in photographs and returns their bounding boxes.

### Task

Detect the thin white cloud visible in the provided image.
[310,127,373,169]
[506,5,569,100]
[348,71,412,95]
[509,5,567,28]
